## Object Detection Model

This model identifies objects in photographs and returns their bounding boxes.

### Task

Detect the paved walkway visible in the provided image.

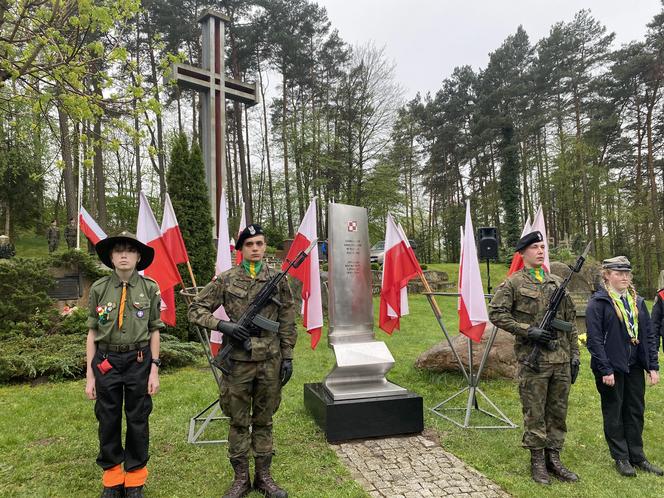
[333,433,510,498]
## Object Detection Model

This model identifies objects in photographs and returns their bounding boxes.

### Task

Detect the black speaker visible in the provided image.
[477,227,498,260]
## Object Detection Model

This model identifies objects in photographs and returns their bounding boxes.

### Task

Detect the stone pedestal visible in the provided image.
[304,383,423,442]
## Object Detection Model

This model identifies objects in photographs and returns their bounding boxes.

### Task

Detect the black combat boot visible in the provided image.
[616,460,636,477]
[632,459,663,476]
[100,485,124,498]
[254,455,288,498]
[125,486,144,498]
[530,449,550,485]
[222,457,252,498]
[545,449,579,482]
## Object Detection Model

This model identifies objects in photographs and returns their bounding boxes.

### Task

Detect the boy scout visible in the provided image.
[85,232,164,498]
[489,231,580,485]
[188,224,296,498]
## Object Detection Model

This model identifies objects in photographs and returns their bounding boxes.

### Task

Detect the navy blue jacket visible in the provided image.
[585,288,659,376]
[650,291,664,351]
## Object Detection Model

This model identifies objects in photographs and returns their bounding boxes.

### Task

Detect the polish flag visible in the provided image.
[379,213,422,334]
[458,201,489,343]
[531,205,550,272]
[211,192,232,356]
[161,193,189,265]
[79,206,106,245]
[235,203,246,265]
[507,216,532,275]
[215,191,233,275]
[159,193,190,327]
[282,199,323,348]
[137,191,182,326]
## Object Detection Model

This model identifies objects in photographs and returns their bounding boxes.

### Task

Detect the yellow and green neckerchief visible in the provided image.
[608,288,639,343]
[528,267,545,283]
[241,260,262,279]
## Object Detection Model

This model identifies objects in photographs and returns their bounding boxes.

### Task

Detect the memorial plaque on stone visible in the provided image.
[304,203,423,442]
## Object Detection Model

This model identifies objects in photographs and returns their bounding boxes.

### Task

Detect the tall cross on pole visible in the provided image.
[170,10,259,231]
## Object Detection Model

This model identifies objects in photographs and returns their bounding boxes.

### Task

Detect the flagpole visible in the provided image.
[186,260,198,288]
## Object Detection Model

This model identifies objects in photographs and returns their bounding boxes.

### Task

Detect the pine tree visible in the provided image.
[166,134,215,283]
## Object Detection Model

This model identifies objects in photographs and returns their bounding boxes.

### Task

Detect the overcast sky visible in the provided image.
[316,0,662,99]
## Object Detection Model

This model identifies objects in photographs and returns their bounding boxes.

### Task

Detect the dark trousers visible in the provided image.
[595,367,646,462]
[92,347,153,471]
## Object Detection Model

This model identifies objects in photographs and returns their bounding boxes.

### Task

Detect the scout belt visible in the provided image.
[97,341,149,353]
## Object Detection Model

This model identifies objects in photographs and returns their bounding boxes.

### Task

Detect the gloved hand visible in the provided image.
[527,326,554,345]
[217,320,250,342]
[571,358,580,384]
[280,359,293,387]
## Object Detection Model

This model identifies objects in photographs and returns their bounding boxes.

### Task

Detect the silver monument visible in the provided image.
[324,203,406,400]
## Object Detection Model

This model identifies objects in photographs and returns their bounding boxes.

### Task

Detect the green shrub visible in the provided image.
[420,264,428,270]
[50,249,110,280]
[0,332,203,383]
[371,263,381,271]
[0,257,54,333]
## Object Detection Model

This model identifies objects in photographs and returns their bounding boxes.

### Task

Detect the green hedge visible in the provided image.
[0,332,202,383]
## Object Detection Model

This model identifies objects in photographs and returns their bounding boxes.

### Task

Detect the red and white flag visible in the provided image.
[211,192,232,356]
[282,199,323,349]
[507,216,532,275]
[379,213,421,334]
[458,201,489,343]
[215,191,233,275]
[235,202,246,265]
[531,205,550,272]
[137,191,182,326]
[79,206,106,245]
[161,193,189,265]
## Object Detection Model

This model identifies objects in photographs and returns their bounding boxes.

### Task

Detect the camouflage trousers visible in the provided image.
[518,361,571,450]
[219,355,282,459]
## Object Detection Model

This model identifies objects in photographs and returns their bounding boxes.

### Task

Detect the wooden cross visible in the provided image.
[170,10,259,230]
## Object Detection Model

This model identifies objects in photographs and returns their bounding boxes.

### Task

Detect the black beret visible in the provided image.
[235,224,265,250]
[515,230,544,252]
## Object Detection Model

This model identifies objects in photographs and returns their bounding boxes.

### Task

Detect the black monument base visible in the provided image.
[304,382,424,442]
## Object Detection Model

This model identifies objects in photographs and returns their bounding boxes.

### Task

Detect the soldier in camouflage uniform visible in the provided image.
[489,231,580,485]
[47,219,60,252]
[64,217,78,249]
[188,224,296,498]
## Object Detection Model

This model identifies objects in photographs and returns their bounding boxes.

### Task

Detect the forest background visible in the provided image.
[3,0,664,294]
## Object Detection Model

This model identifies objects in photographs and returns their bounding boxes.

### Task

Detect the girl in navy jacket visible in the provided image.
[585,256,661,477]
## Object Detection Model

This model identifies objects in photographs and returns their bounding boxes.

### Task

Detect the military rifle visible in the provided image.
[522,242,592,373]
[212,240,317,375]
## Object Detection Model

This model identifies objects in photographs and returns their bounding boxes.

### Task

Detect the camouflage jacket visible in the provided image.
[188,263,296,362]
[47,226,59,243]
[488,268,579,364]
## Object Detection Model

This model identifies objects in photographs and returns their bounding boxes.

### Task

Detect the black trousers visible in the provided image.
[92,346,153,471]
[595,367,646,462]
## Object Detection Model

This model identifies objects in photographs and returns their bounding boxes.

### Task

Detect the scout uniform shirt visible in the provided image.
[87,270,164,344]
[188,263,296,362]
[489,267,579,364]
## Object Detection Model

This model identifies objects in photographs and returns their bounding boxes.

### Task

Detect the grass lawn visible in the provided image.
[2,259,663,497]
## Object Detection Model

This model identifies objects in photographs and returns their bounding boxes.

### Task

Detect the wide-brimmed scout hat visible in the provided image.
[602,255,631,272]
[515,230,544,252]
[95,231,154,271]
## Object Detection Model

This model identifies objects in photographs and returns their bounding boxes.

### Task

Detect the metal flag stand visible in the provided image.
[180,286,229,445]
[423,290,517,430]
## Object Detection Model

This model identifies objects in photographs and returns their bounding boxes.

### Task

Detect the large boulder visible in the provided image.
[416,327,518,379]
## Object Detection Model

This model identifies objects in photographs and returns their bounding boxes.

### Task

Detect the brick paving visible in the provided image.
[333,434,510,498]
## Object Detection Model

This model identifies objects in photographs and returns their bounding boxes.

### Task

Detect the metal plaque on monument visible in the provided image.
[304,203,423,442]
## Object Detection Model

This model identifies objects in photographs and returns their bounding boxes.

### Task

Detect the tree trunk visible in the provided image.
[57,105,78,223]
[281,69,294,236]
